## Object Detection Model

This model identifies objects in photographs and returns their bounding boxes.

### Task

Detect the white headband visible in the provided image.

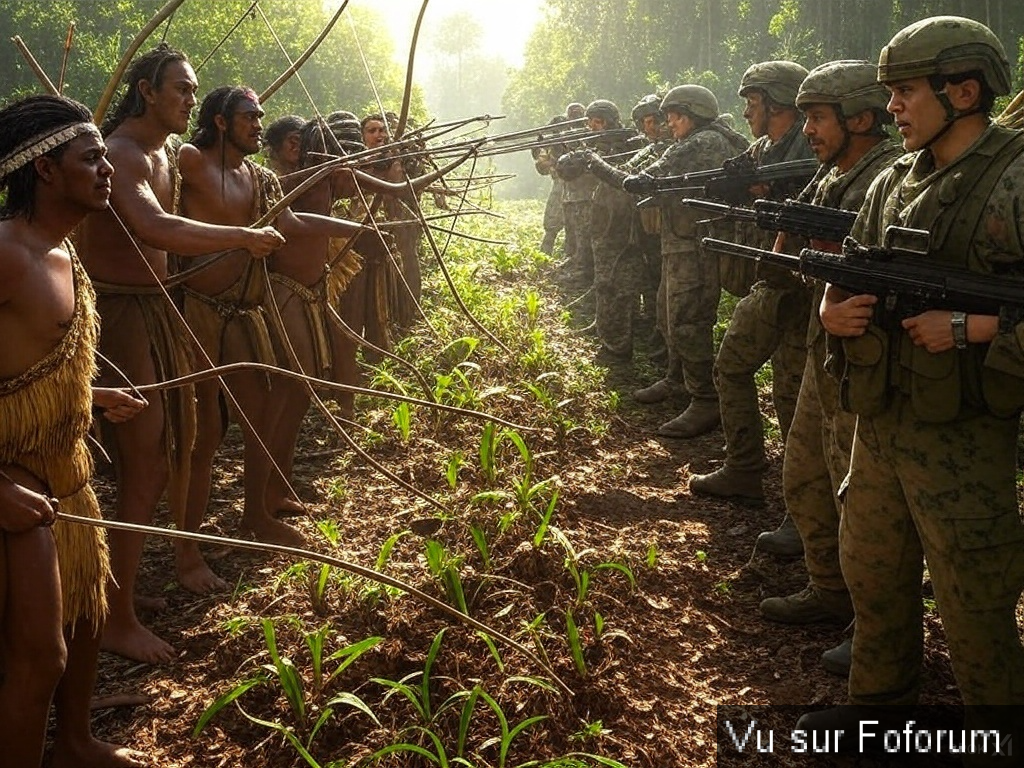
[0,122,101,180]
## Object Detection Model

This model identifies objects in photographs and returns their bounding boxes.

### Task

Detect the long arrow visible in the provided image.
[57,511,573,697]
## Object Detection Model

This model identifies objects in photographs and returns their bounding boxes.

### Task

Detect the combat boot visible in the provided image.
[657,398,720,438]
[633,378,687,405]
[759,584,854,625]
[821,637,852,677]
[754,514,804,556]
[689,465,764,504]
[595,346,632,367]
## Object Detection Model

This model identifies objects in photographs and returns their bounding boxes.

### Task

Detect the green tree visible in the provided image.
[0,0,427,127]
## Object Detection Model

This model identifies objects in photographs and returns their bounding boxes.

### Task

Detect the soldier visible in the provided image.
[532,114,568,255]
[620,86,749,436]
[689,60,814,488]
[557,100,639,363]
[803,16,1024,728]
[556,102,595,284]
[628,94,673,370]
[754,61,903,676]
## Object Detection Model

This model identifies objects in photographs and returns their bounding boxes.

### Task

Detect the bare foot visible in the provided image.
[100,615,176,665]
[274,497,306,519]
[52,737,147,768]
[243,516,307,547]
[133,594,167,613]
[176,557,229,595]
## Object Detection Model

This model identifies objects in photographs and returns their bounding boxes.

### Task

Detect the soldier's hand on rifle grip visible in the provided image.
[623,173,656,195]
[820,285,877,337]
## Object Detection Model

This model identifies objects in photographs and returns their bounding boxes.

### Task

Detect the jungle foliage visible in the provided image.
[0,0,426,127]
[502,0,1024,128]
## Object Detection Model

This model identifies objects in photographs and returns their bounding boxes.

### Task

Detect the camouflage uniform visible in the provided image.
[588,127,642,359]
[707,120,816,485]
[558,162,598,283]
[534,125,567,255]
[781,138,902,593]
[541,174,565,254]
[626,137,673,353]
[834,113,1024,704]
[643,119,749,403]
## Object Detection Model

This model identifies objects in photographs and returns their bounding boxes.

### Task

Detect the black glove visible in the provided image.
[623,173,656,195]
[555,149,591,181]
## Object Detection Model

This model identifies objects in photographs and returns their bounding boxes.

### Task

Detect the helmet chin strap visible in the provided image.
[919,87,984,150]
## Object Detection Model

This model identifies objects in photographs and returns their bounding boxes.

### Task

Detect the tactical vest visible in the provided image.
[839,125,1024,422]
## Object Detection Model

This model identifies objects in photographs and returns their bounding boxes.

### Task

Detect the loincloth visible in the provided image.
[182,268,278,369]
[325,238,364,307]
[93,286,197,501]
[267,272,332,375]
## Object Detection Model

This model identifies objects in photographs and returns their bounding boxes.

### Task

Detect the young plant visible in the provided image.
[424,539,469,614]
[194,619,380,761]
[391,401,412,442]
[524,289,541,328]
[444,449,465,490]
[469,523,492,571]
[564,609,587,678]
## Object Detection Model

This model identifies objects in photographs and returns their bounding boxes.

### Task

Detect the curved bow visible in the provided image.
[93,0,187,125]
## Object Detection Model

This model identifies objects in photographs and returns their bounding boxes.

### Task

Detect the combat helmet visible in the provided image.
[660,85,719,121]
[585,99,621,127]
[796,60,892,121]
[631,94,662,125]
[877,15,1011,96]
[738,61,809,106]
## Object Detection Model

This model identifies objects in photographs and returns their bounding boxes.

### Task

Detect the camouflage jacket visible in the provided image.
[646,123,749,254]
[844,123,1024,420]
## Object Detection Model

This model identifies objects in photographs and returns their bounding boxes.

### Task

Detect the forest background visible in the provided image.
[1,0,1023,197]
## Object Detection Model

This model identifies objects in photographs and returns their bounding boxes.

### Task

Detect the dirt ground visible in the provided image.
[83,240,971,768]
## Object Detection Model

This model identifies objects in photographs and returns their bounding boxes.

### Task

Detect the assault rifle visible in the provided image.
[633,156,819,206]
[701,227,1024,320]
[682,198,857,243]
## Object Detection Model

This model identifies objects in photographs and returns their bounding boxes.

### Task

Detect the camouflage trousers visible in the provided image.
[562,201,593,281]
[638,232,662,319]
[783,340,855,594]
[593,239,643,358]
[842,396,1024,705]
[713,281,810,471]
[540,181,564,255]
[661,248,719,399]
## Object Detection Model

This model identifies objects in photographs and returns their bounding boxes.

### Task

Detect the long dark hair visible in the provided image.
[102,43,189,137]
[191,86,258,149]
[0,95,93,220]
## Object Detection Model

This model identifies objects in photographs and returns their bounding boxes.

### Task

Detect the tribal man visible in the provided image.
[78,44,286,665]
[176,86,365,591]
[0,94,146,768]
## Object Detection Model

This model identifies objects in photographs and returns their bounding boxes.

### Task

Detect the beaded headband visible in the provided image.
[0,122,101,180]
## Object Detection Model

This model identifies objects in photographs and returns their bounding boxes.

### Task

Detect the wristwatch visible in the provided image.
[950,311,968,350]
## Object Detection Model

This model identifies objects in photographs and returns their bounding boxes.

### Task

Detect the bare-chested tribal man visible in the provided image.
[78,44,285,665]
[175,86,366,593]
[0,93,147,768]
